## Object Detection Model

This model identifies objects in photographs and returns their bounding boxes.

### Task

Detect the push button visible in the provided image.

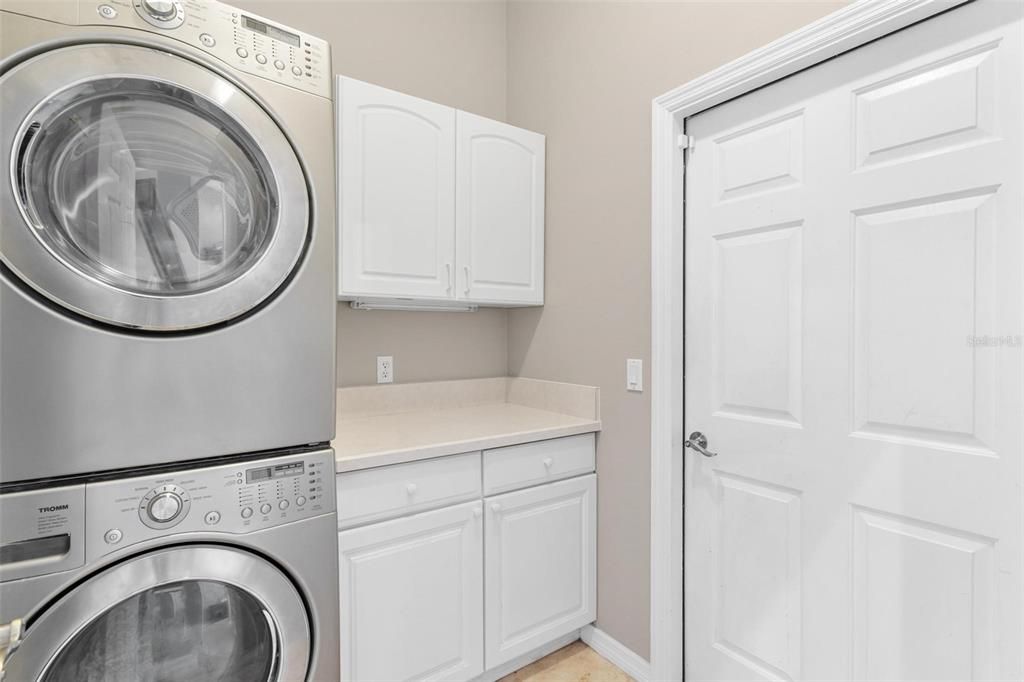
[279,499,290,510]
[241,506,254,519]
[199,33,216,48]
[296,496,307,506]
[255,53,267,65]
[104,528,123,545]
[273,59,285,71]
[236,47,249,58]
[204,511,221,525]
[259,503,272,515]
[97,4,118,19]
[291,65,303,76]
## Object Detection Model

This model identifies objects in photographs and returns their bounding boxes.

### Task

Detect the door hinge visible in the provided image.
[677,134,695,151]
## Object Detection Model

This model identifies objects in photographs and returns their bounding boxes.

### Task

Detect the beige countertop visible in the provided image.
[331,378,601,473]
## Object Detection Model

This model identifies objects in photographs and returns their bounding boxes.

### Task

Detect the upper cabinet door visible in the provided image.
[337,77,456,299]
[456,112,545,305]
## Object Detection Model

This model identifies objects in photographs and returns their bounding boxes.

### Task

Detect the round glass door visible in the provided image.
[0,44,309,331]
[42,581,277,682]
[2,546,310,682]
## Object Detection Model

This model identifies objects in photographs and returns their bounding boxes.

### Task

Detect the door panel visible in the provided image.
[0,44,308,331]
[3,546,310,682]
[484,474,595,668]
[685,1,1023,679]
[455,111,544,305]
[337,501,483,682]
[338,77,456,300]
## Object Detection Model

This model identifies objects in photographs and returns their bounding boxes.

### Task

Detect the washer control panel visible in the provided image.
[84,449,334,562]
[82,0,330,98]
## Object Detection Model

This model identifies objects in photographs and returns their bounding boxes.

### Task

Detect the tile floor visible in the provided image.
[499,641,634,682]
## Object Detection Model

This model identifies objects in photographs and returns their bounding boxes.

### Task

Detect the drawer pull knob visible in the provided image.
[406,483,417,496]
[490,503,501,514]
[542,457,553,469]
[473,507,482,518]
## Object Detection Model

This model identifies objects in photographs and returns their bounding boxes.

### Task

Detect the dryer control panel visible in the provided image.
[83,449,335,563]
[82,0,331,98]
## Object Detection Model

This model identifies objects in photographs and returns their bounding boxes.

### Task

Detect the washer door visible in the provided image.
[0,44,309,331]
[2,546,310,682]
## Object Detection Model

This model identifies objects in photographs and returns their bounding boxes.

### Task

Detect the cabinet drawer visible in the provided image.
[336,452,481,529]
[483,433,595,496]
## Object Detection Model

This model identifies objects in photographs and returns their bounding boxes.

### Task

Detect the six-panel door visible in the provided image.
[684,1,1023,679]
[337,77,456,300]
[456,111,545,305]
[484,474,596,668]
[337,501,484,682]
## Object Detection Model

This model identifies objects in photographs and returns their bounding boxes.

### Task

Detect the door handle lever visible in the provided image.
[685,431,717,458]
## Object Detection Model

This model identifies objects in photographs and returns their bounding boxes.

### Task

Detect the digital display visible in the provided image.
[242,15,301,47]
[246,462,304,483]
[247,467,272,483]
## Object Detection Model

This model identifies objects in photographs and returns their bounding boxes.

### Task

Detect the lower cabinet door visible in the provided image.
[338,500,484,682]
[484,474,597,668]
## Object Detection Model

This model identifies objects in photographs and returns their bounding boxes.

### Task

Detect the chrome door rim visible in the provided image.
[2,545,310,681]
[0,43,309,331]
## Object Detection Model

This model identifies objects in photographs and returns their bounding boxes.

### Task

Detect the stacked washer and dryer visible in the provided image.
[0,1,339,679]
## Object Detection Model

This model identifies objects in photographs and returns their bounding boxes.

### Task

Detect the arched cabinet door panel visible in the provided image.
[337,76,456,300]
[456,111,545,306]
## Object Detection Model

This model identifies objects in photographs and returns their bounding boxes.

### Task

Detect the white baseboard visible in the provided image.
[580,625,651,682]
[473,630,581,682]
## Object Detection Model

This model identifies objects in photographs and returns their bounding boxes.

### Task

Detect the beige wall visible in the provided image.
[232,0,510,387]
[236,0,846,661]
[505,0,846,659]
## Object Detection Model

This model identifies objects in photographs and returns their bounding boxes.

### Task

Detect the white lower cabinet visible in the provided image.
[336,437,597,681]
[483,474,597,668]
[338,500,484,682]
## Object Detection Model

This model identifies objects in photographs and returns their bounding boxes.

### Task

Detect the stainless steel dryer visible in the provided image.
[0,0,336,484]
[0,448,339,681]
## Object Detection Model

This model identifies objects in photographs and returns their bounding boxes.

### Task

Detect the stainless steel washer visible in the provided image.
[0,449,339,681]
[0,0,336,483]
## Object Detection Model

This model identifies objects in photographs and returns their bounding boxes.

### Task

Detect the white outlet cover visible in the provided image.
[626,358,643,392]
[377,356,394,384]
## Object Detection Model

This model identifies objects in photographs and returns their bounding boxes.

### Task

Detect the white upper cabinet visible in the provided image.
[456,111,545,305]
[337,77,456,300]
[336,76,545,306]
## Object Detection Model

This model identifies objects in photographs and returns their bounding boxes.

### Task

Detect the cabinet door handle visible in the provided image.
[405,483,417,496]
[542,457,553,469]
[472,506,482,519]
[490,502,501,514]
[445,263,452,294]
[463,265,471,295]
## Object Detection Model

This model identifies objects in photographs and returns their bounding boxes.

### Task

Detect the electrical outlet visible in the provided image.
[376,356,394,384]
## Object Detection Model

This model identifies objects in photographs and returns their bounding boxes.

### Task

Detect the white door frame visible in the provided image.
[648,1,971,679]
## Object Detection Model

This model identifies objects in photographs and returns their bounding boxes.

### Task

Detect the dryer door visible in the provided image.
[1,545,310,682]
[0,43,308,331]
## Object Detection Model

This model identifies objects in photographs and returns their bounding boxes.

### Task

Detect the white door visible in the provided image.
[484,474,596,668]
[337,77,456,300]
[337,501,483,682]
[684,1,1023,680]
[455,111,545,305]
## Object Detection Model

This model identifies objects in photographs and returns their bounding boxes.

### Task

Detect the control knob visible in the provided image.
[147,492,182,523]
[135,0,185,28]
[139,484,190,529]
[141,0,177,20]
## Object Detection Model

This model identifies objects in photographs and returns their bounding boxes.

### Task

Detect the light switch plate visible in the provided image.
[377,356,393,384]
[627,358,643,392]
